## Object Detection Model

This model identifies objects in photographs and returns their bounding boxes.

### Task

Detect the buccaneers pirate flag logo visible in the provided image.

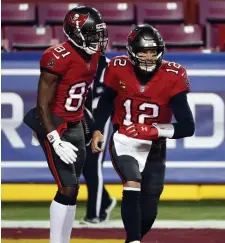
[68,12,89,28]
[128,29,140,42]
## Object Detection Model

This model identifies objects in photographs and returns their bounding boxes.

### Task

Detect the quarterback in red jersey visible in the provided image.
[24,6,108,243]
[92,24,194,243]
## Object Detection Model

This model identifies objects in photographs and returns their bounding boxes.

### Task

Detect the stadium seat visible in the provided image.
[206,24,225,51]
[4,26,55,51]
[206,0,225,23]
[1,27,5,41]
[37,3,82,25]
[38,3,135,26]
[1,3,37,25]
[165,47,206,53]
[86,3,135,24]
[1,27,8,52]
[199,0,225,50]
[107,25,133,51]
[154,24,204,48]
[137,2,184,24]
[53,25,67,43]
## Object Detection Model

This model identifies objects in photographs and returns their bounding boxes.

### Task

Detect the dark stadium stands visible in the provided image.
[107,25,132,51]
[136,2,184,24]
[206,0,225,23]
[53,25,67,43]
[1,3,37,25]
[4,26,54,51]
[38,3,135,26]
[37,3,79,25]
[154,24,204,47]
[86,3,135,25]
[1,1,225,52]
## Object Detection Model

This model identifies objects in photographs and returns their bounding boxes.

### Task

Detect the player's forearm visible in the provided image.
[169,91,195,139]
[37,72,59,135]
[155,120,195,139]
[171,120,195,139]
[93,86,116,133]
[37,104,55,134]
[93,97,113,133]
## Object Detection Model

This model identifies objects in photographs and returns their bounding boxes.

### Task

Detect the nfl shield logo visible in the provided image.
[140,86,145,92]
[87,63,91,70]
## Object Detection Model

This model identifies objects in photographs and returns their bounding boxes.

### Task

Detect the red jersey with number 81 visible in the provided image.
[104,56,190,127]
[40,41,99,121]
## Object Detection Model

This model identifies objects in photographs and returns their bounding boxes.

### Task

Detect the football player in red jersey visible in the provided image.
[92,24,195,243]
[24,6,108,243]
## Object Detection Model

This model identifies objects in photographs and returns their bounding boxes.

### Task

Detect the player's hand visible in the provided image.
[119,123,159,141]
[47,130,78,164]
[91,130,104,153]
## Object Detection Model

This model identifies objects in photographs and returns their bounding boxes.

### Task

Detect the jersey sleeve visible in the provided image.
[103,59,119,91]
[40,50,67,77]
[170,66,190,98]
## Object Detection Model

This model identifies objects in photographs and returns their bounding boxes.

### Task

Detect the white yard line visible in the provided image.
[2,69,225,76]
[2,220,225,229]
[2,161,225,168]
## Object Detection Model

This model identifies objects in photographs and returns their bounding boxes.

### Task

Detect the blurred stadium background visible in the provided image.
[1,0,225,242]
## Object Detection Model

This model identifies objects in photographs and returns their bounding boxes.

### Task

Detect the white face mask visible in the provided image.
[137,51,163,72]
[84,48,96,55]
[139,64,156,72]
[67,36,98,55]
[85,43,99,54]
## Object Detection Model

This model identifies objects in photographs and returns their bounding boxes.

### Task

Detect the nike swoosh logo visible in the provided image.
[53,53,60,59]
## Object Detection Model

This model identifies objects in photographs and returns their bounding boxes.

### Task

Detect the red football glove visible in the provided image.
[119,123,159,141]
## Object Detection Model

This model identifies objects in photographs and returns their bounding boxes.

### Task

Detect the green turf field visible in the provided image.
[2,200,225,220]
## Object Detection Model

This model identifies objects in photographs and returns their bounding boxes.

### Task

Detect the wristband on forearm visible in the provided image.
[47,130,60,143]
[154,124,175,139]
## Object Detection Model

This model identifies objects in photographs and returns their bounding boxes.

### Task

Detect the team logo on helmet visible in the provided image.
[128,29,139,42]
[68,12,89,28]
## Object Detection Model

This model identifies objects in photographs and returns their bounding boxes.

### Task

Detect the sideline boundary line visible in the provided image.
[2,69,225,76]
[2,161,225,168]
[2,220,225,229]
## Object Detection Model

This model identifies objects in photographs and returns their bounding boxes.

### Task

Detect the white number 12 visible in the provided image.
[123,99,159,125]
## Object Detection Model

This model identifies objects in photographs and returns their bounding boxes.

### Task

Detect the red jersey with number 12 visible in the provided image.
[40,41,100,121]
[104,56,190,127]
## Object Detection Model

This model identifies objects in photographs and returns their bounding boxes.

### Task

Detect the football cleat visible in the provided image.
[100,197,117,222]
[79,217,100,225]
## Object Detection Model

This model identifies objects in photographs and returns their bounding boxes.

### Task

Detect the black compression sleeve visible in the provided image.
[170,91,195,139]
[93,86,117,133]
